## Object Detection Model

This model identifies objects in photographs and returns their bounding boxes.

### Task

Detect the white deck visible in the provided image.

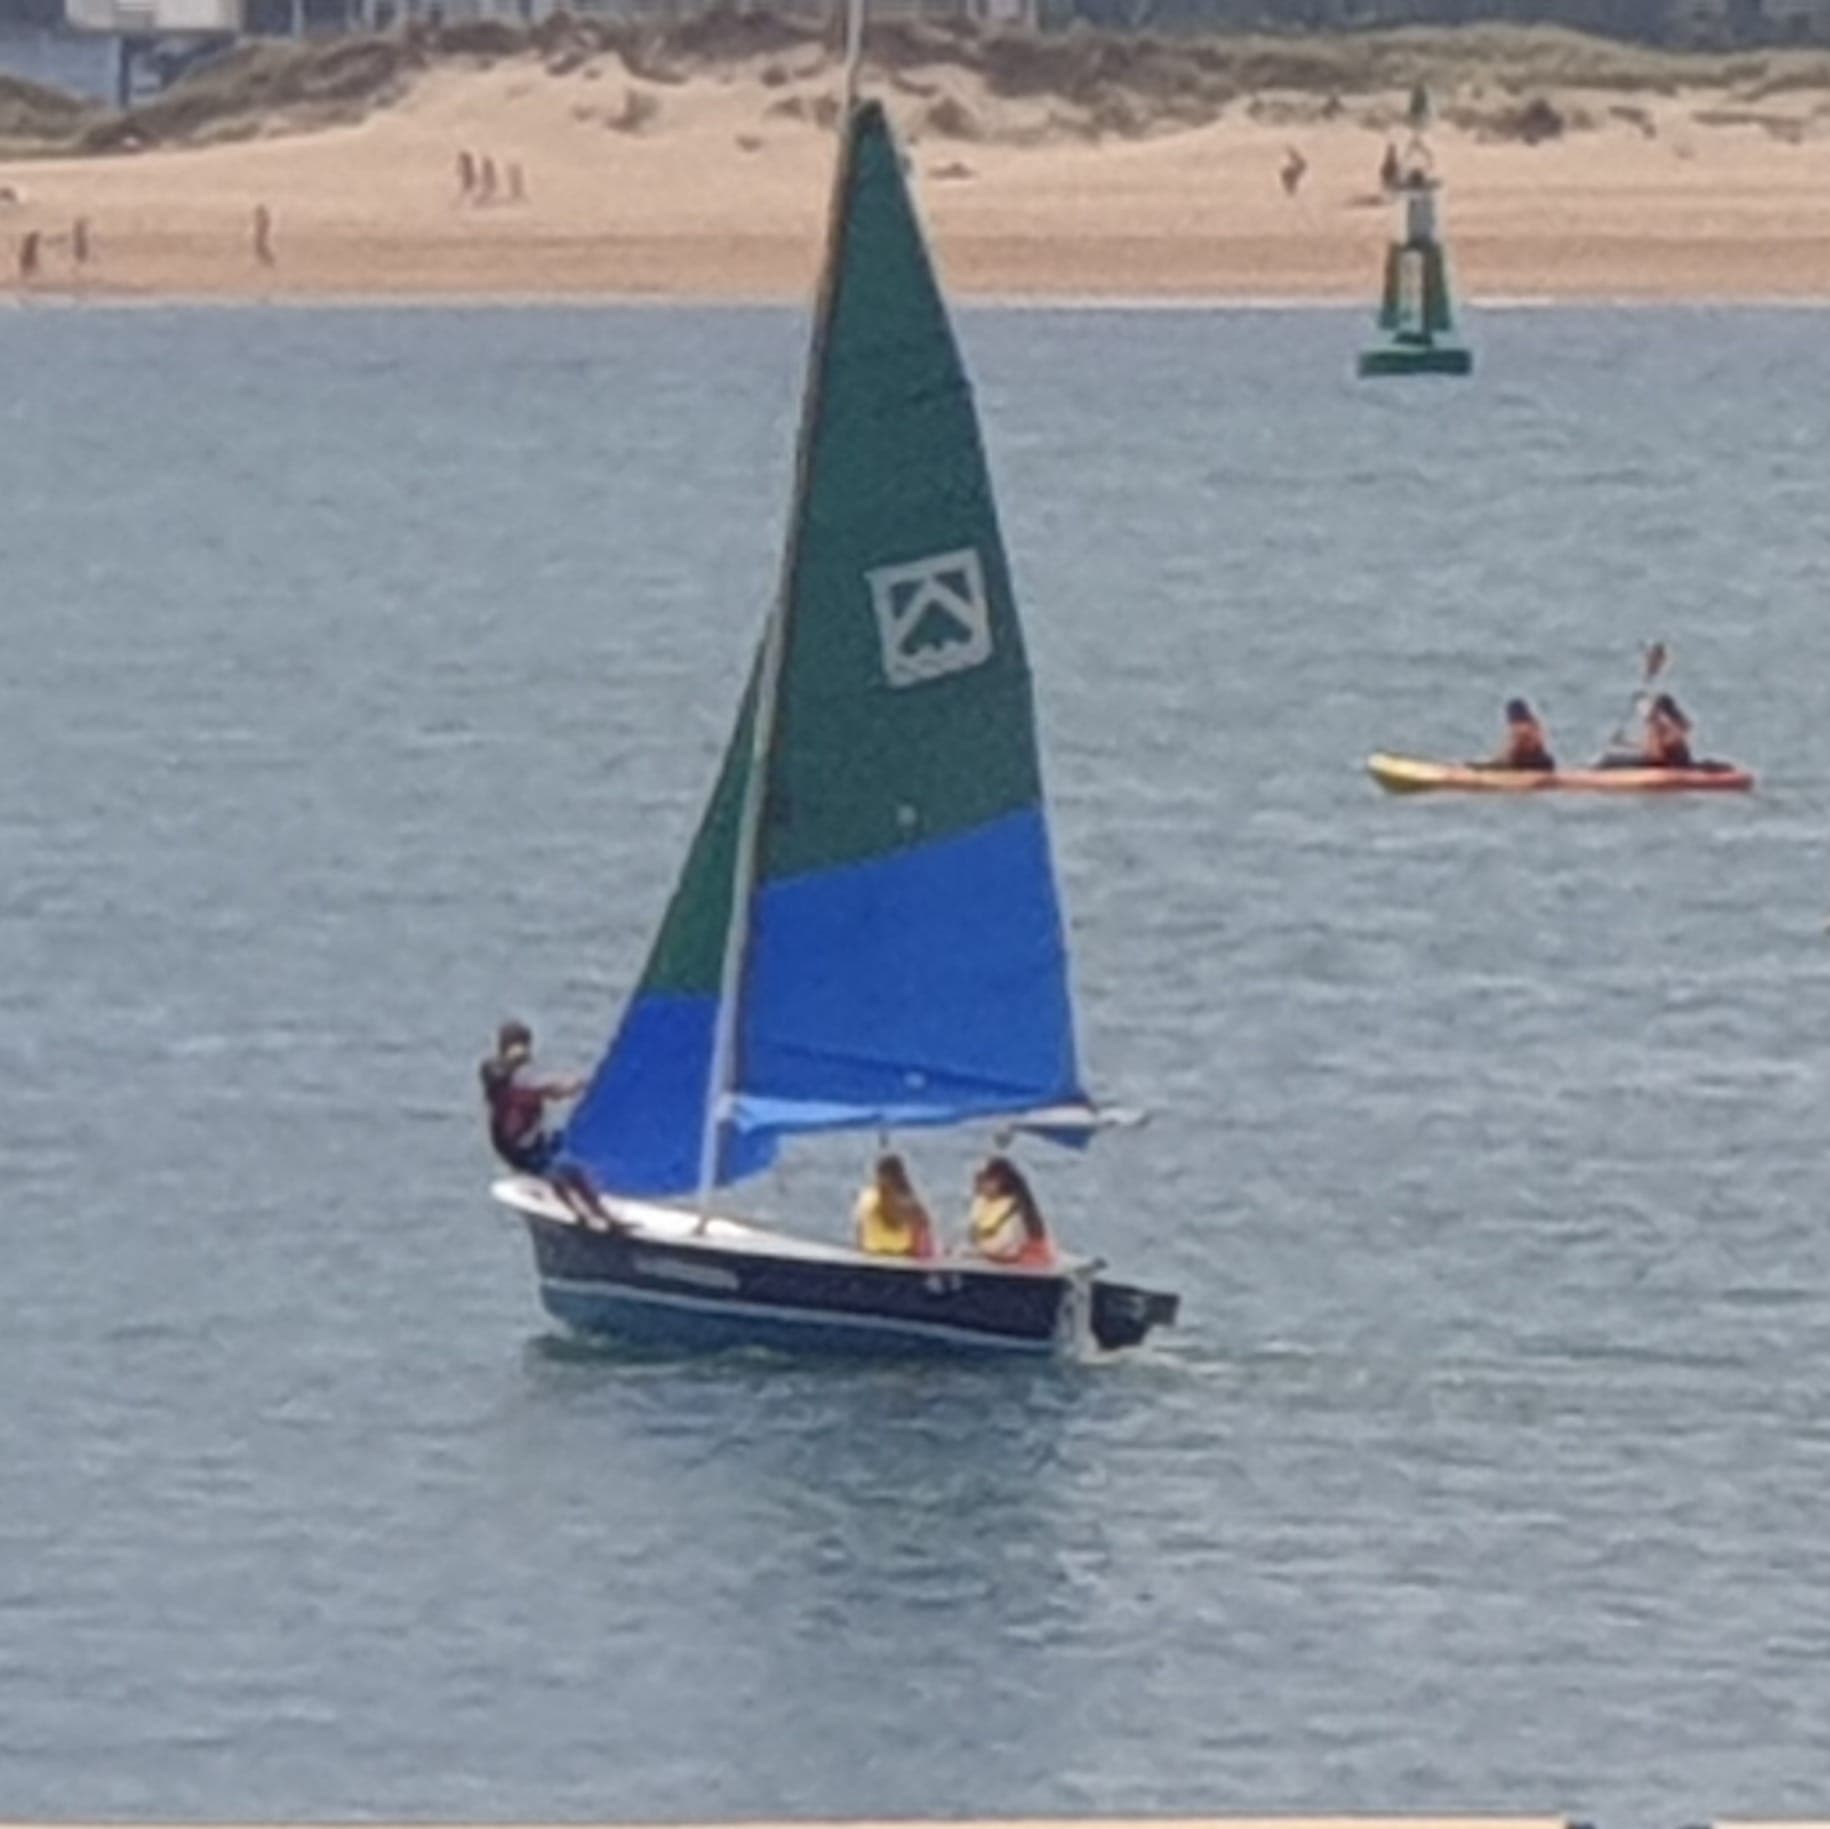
[490,1176,1093,1278]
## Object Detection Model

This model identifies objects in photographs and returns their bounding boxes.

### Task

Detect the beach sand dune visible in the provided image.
[4,21,1830,302]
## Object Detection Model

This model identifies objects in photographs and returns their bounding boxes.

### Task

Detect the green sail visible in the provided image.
[640,662,757,1000]
[759,98,1044,885]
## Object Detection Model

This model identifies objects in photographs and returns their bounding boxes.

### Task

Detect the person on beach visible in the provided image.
[71,217,89,267]
[1379,141,1401,192]
[457,148,476,198]
[252,203,274,267]
[1280,146,1307,197]
[17,229,38,283]
[477,156,497,204]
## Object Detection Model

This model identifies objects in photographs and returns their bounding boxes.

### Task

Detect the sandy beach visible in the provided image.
[6,28,1830,303]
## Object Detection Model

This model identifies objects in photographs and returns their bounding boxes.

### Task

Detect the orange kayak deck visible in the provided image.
[1368,753,1755,795]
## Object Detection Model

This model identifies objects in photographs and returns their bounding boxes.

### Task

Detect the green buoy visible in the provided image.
[1358,109,1472,378]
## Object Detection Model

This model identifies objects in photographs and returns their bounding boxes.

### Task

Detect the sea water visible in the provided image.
[2,302,1828,1821]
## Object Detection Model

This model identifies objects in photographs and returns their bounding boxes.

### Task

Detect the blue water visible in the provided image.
[3,302,1829,1823]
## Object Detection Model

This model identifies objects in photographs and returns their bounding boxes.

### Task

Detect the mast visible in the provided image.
[694,609,786,1222]
[841,0,863,112]
[693,12,871,1222]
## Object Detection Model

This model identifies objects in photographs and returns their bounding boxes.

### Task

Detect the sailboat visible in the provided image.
[491,51,1179,1359]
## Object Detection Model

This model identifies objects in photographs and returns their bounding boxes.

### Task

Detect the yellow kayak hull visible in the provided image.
[1367,753,1755,795]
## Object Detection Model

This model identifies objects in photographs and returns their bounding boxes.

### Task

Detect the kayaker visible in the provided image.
[1487,697,1555,772]
[966,1156,1057,1269]
[1641,692,1695,768]
[855,1153,937,1260]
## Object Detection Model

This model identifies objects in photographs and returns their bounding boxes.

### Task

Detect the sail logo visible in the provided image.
[867,548,994,689]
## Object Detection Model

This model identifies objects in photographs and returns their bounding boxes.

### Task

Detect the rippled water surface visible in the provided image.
[3,303,1830,1823]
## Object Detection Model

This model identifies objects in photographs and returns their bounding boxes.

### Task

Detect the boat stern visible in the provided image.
[1089,1278,1180,1351]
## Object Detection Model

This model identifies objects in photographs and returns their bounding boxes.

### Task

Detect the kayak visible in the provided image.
[1368,753,1755,795]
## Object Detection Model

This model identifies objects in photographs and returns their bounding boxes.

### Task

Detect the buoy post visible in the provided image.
[1358,118,1473,377]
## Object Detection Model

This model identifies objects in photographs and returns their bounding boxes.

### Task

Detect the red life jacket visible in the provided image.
[480,1054,546,1160]
[1646,711,1693,767]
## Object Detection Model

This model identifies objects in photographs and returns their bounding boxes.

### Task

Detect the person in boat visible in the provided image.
[854,1153,937,1260]
[966,1155,1057,1270]
[1640,691,1694,768]
[1486,697,1555,772]
[481,1020,618,1226]
[480,1019,583,1175]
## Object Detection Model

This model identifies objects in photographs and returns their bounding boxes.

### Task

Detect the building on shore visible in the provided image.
[0,0,122,99]
[2,0,1830,109]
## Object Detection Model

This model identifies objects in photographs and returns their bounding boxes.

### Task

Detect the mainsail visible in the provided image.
[562,100,1085,1198]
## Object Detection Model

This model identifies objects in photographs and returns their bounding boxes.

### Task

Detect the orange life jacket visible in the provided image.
[1504,718,1553,769]
[1011,1232,1058,1270]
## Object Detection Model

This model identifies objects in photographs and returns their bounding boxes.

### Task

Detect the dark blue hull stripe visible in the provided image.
[539,1276,1060,1357]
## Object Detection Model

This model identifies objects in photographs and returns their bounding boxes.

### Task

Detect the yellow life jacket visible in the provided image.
[855,1185,933,1257]
[968,1192,1026,1262]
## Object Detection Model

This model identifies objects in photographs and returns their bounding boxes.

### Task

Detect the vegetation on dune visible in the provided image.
[0,6,1827,159]
[0,70,94,140]
[74,37,411,151]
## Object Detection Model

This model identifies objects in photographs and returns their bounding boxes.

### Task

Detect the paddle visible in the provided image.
[1597,641,1668,762]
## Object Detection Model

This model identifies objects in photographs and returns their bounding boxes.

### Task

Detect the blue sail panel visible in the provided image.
[733,809,1083,1140]
[560,991,777,1196]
